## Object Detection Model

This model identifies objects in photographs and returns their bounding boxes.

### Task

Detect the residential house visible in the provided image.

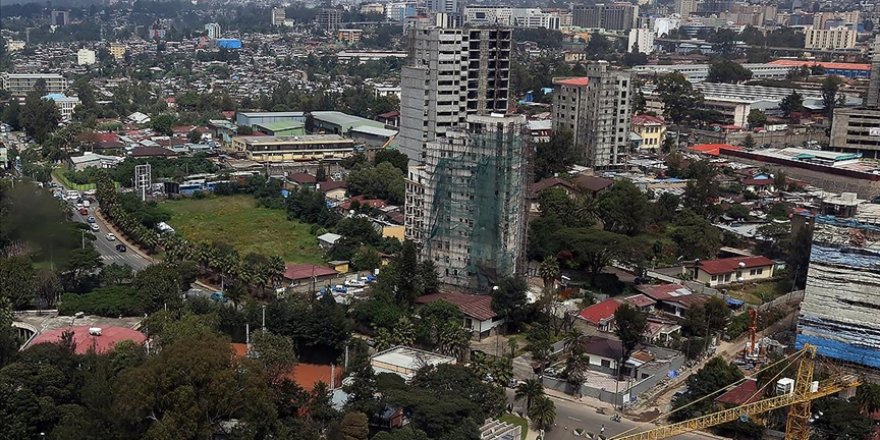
[231,343,343,390]
[370,346,456,381]
[623,294,656,313]
[631,114,667,151]
[571,174,614,198]
[636,284,704,317]
[317,180,348,201]
[129,146,176,158]
[528,177,577,213]
[67,152,123,171]
[282,264,338,286]
[286,172,317,190]
[577,298,621,332]
[690,256,775,287]
[415,292,503,339]
[318,232,343,249]
[579,335,655,378]
[741,176,775,195]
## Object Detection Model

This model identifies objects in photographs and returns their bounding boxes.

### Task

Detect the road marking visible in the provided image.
[567,416,582,422]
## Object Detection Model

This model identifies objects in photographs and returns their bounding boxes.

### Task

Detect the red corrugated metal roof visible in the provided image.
[689,144,742,156]
[636,284,692,301]
[632,114,665,126]
[283,264,337,281]
[577,298,621,326]
[555,77,590,86]
[416,292,496,321]
[716,379,760,405]
[698,256,774,275]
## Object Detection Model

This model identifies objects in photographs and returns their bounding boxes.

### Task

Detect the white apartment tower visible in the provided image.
[271,7,286,26]
[205,23,221,39]
[398,21,511,162]
[77,48,96,65]
[552,62,633,168]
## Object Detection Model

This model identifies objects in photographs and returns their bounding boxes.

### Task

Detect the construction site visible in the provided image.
[409,114,530,290]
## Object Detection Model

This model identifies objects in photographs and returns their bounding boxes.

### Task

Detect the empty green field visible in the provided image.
[163,195,323,264]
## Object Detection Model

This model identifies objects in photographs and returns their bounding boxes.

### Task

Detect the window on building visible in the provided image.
[601,359,611,368]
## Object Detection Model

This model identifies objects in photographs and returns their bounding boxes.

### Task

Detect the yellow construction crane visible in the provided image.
[609,344,862,440]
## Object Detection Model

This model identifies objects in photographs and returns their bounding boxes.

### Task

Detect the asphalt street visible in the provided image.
[505,389,716,440]
[64,195,153,271]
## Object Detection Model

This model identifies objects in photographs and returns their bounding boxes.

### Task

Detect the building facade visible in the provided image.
[337,29,363,44]
[77,49,96,66]
[796,213,880,369]
[205,23,221,39]
[44,94,80,120]
[230,135,355,162]
[804,27,857,50]
[674,0,697,18]
[571,3,637,31]
[405,115,529,289]
[109,43,126,60]
[627,27,655,53]
[552,62,633,168]
[318,8,342,32]
[398,21,511,162]
[631,114,666,150]
[1,73,68,96]
[830,107,880,159]
[271,7,286,26]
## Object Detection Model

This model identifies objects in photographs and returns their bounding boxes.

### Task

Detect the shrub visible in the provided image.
[58,286,146,317]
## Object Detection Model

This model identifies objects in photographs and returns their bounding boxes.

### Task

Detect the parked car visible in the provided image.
[105,233,116,241]
[78,208,89,215]
[75,203,84,210]
[345,278,366,287]
[115,244,126,252]
[90,223,100,232]
[87,216,96,223]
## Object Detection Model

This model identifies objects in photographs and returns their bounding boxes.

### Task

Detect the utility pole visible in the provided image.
[261,304,266,330]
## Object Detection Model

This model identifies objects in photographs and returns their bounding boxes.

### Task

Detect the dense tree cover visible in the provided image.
[821,76,844,119]
[747,109,767,128]
[656,73,704,125]
[670,357,744,422]
[18,82,62,144]
[347,162,405,205]
[373,149,409,174]
[706,59,753,83]
[596,180,650,236]
[779,91,804,119]
[490,276,531,330]
[513,28,564,49]
[670,209,722,260]
[534,128,577,181]
[614,304,647,371]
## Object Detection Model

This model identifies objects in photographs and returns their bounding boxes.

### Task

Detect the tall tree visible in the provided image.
[613,304,647,374]
[528,396,556,432]
[821,76,843,118]
[534,127,577,180]
[595,180,649,236]
[656,72,703,125]
[251,329,297,385]
[19,90,61,144]
[779,91,803,119]
[490,276,529,330]
[514,378,544,412]
[339,411,369,440]
[706,59,753,83]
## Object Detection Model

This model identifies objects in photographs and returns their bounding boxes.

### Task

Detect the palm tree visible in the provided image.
[469,351,492,380]
[564,344,589,395]
[267,255,286,292]
[538,255,560,290]
[855,383,880,415]
[515,378,545,412]
[490,356,514,387]
[393,316,415,347]
[528,396,556,432]
[436,322,470,360]
[562,327,584,353]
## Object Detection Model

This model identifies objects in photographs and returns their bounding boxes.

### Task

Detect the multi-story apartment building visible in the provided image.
[674,0,696,18]
[77,49,96,66]
[318,8,342,32]
[571,3,637,31]
[426,0,458,14]
[271,7,286,26]
[337,29,363,45]
[627,27,654,53]
[804,27,857,50]
[109,43,126,60]
[829,108,880,159]
[552,62,632,168]
[205,23,221,39]
[44,94,81,120]
[462,6,561,29]
[405,115,529,289]
[1,73,68,96]
[398,20,511,162]
[230,135,355,162]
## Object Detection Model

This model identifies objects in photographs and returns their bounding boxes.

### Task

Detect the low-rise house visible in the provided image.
[67,152,123,171]
[528,177,577,213]
[282,264,338,286]
[317,180,348,201]
[415,291,503,339]
[577,298,621,332]
[623,294,656,313]
[690,256,775,286]
[286,172,317,190]
[631,114,667,151]
[370,346,456,381]
[318,232,342,249]
[636,284,705,317]
[571,174,614,198]
[129,146,176,158]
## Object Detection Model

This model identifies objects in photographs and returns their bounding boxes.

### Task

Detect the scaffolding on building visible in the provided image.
[424,119,529,290]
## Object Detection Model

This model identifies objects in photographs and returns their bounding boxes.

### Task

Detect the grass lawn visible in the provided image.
[163,195,324,264]
[499,413,529,434]
[52,168,96,191]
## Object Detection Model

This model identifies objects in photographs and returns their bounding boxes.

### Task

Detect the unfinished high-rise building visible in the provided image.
[796,207,880,369]
[398,20,511,162]
[405,115,529,289]
[552,61,633,168]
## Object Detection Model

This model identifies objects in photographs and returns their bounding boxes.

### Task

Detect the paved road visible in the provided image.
[505,390,717,440]
[67,199,153,271]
